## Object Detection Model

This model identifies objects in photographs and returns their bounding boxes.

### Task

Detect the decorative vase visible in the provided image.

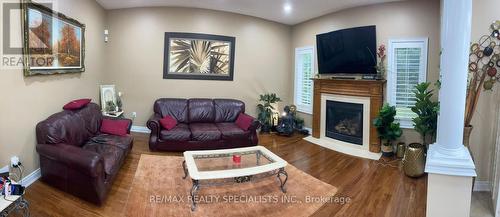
[463,125,473,147]
[396,142,406,158]
[403,143,426,178]
[381,143,394,157]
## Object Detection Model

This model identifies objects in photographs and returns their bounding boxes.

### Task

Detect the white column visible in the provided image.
[425,0,476,216]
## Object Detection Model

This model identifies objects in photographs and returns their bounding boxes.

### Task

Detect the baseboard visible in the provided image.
[473,180,491,192]
[131,125,151,133]
[20,168,41,187]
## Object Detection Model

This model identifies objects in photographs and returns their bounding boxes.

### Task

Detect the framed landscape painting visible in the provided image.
[22,1,85,76]
[164,32,235,81]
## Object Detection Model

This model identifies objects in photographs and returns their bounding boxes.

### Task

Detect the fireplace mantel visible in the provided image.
[312,78,386,153]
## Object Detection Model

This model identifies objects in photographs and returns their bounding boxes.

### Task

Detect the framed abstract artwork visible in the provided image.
[163,32,235,81]
[22,1,85,76]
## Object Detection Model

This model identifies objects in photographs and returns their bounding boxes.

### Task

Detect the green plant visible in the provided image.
[373,104,403,146]
[105,101,116,112]
[257,93,281,132]
[411,82,439,145]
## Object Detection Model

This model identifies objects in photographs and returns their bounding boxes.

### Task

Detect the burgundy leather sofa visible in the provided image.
[35,103,133,205]
[147,98,260,151]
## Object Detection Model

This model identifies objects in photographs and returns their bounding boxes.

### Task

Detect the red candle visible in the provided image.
[233,154,241,164]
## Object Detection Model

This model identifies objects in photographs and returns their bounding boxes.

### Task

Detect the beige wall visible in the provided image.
[104,7,292,126]
[470,0,500,182]
[290,0,441,144]
[0,0,107,176]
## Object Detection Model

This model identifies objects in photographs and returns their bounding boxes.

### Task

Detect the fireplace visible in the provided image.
[325,101,363,145]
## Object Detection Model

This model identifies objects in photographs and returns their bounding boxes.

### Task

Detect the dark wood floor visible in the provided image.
[23,133,426,217]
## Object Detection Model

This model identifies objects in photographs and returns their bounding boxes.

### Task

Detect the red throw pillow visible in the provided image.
[235,113,253,131]
[63,99,91,110]
[100,119,129,136]
[160,115,177,130]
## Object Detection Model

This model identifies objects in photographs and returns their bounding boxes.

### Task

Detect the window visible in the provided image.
[387,38,428,128]
[294,46,314,114]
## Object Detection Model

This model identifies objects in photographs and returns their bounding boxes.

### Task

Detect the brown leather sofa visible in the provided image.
[35,103,133,205]
[147,98,260,151]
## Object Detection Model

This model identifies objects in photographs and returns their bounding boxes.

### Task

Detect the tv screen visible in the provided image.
[316,26,377,74]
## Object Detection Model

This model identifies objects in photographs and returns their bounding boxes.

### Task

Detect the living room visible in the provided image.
[0,0,499,216]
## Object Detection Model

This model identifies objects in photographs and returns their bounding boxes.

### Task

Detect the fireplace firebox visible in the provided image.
[325,100,363,145]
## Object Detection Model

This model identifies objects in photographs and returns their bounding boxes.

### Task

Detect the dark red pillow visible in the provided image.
[160,115,177,130]
[235,113,253,131]
[63,99,91,110]
[100,119,129,136]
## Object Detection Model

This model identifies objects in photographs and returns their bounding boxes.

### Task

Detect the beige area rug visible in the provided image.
[124,154,338,217]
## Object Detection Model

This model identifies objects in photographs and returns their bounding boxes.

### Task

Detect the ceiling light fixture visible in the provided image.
[283,3,292,14]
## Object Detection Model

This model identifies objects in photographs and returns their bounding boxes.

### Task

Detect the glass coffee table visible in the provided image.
[182,146,288,211]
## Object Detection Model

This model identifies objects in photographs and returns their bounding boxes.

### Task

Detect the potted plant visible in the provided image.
[411,82,439,147]
[257,93,281,133]
[373,104,402,157]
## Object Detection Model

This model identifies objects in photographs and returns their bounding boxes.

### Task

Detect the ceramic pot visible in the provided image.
[396,142,406,158]
[381,143,394,157]
[403,143,426,178]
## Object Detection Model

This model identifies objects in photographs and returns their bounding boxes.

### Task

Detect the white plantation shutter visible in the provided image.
[388,39,428,128]
[294,46,314,114]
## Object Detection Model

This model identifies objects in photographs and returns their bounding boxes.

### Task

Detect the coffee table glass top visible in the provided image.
[194,149,274,172]
[183,146,287,180]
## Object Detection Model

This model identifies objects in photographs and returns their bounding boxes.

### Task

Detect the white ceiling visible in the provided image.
[95,0,404,25]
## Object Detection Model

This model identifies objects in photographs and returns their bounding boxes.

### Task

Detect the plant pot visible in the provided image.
[396,142,406,158]
[463,125,473,147]
[403,143,426,178]
[381,144,394,157]
[260,124,271,133]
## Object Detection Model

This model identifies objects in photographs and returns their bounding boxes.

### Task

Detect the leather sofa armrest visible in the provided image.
[36,143,104,177]
[102,116,133,134]
[248,115,261,131]
[147,113,162,138]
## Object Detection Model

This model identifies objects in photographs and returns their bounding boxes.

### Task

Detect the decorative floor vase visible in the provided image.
[403,143,426,178]
[381,144,394,157]
[463,125,473,147]
[396,142,406,158]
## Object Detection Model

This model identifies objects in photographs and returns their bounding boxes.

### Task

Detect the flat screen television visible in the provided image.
[316,26,377,74]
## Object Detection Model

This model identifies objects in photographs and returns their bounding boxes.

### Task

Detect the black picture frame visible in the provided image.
[22,0,86,76]
[163,32,235,81]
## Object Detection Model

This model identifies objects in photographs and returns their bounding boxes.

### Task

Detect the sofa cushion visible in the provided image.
[216,123,250,139]
[188,99,215,123]
[190,123,221,141]
[160,115,177,130]
[154,98,188,123]
[100,119,130,136]
[160,123,191,141]
[91,134,133,151]
[235,113,253,130]
[82,142,125,175]
[36,103,104,147]
[63,99,91,110]
[214,99,245,123]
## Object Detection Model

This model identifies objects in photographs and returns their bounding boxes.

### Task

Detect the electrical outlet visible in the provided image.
[131,112,137,118]
[10,156,20,167]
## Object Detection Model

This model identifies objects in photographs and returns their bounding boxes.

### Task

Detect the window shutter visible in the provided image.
[294,47,314,114]
[388,39,428,128]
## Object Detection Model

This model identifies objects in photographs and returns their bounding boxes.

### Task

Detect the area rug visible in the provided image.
[124,154,338,217]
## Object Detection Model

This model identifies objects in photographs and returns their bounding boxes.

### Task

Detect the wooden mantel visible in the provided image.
[312,78,386,153]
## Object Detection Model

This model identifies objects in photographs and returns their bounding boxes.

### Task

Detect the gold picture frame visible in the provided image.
[22,0,85,76]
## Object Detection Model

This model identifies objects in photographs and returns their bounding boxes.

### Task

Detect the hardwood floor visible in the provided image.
[23,133,426,217]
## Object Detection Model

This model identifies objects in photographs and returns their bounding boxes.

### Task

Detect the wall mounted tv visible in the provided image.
[316,25,377,74]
